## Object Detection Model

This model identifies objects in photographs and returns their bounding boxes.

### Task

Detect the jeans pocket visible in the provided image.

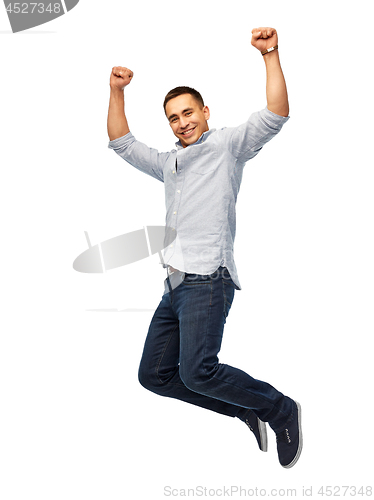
[221,267,240,291]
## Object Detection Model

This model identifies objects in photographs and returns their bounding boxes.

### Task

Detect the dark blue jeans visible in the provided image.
[138,267,293,432]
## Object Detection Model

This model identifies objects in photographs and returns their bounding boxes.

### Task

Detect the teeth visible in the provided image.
[182,128,194,135]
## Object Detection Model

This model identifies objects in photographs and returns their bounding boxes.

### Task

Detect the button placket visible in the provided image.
[168,155,184,254]
[175,156,185,219]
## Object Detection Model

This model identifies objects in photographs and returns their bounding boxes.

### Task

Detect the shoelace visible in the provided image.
[276,428,292,444]
[245,419,254,432]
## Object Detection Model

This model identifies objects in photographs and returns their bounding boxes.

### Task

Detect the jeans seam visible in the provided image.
[155,323,179,385]
[222,279,235,318]
[201,280,216,377]
[222,280,228,318]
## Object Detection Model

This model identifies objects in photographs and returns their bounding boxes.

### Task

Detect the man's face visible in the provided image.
[165,94,210,148]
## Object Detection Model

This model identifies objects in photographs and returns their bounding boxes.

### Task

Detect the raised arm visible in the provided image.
[107,66,133,141]
[251,28,289,117]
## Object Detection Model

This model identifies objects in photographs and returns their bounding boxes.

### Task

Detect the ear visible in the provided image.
[203,105,210,120]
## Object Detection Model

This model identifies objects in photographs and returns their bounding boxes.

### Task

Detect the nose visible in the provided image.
[179,116,189,129]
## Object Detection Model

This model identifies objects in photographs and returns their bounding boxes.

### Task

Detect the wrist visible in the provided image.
[261,44,278,56]
[262,48,280,66]
[110,87,125,105]
[110,85,125,95]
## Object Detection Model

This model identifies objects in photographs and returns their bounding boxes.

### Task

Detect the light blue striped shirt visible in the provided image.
[108,107,289,289]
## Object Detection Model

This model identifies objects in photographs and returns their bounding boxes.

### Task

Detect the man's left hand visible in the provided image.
[251,27,278,53]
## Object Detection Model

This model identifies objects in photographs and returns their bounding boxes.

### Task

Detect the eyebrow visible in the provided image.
[168,107,194,122]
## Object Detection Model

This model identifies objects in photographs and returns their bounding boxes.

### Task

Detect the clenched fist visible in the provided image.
[251,27,278,53]
[110,66,134,91]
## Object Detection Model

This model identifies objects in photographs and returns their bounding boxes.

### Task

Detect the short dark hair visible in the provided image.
[163,86,204,114]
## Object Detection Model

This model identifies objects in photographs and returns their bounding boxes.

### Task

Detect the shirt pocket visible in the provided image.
[188,144,219,175]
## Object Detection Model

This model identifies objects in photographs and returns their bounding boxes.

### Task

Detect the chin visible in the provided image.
[180,133,198,146]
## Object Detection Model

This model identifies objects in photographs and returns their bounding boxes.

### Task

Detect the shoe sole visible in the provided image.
[282,401,302,469]
[258,418,268,452]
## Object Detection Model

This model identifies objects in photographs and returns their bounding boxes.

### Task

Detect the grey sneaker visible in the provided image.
[276,400,302,468]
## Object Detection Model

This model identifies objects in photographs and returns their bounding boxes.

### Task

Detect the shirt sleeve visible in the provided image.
[224,107,289,163]
[108,132,169,183]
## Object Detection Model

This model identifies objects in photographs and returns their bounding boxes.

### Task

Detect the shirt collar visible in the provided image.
[175,129,216,150]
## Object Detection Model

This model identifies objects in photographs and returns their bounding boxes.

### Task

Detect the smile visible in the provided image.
[181,127,196,136]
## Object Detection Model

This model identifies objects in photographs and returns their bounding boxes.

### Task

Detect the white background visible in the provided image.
[1,1,373,498]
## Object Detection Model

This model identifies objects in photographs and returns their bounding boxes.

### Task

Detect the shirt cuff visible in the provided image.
[108,131,135,150]
[263,106,290,126]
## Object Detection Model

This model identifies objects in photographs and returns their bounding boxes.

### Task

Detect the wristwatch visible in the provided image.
[261,44,278,56]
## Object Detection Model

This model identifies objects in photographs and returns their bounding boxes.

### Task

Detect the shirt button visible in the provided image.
[172,170,176,174]
[177,190,180,193]
[173,211,177,215]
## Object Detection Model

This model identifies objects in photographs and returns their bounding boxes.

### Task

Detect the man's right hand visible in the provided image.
[110,66,134,91]
[108,67,132,140]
